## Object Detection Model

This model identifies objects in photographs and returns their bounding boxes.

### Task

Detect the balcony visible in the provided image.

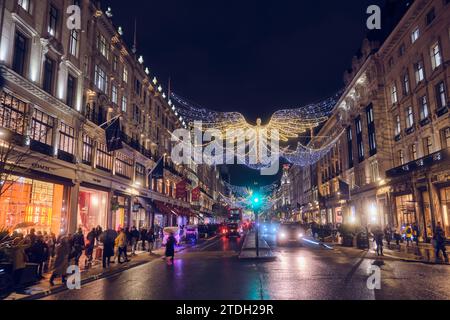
[405,126,415,135]
[120,132,155,160]
[419,117,431,127]
[436,105,448,118]
[84,105,107,127]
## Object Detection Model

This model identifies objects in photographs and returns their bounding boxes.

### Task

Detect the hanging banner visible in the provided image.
[176,180,188,199]
[192,187,201,202]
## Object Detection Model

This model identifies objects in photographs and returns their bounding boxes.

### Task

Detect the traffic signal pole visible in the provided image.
[255,209,260,257]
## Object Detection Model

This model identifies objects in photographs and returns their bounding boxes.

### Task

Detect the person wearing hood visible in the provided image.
[50,237,71,286]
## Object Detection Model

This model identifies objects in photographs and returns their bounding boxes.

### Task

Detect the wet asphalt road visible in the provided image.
[43,234,450,300]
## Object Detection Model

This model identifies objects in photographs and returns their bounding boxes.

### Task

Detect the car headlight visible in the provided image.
[280,233,287,239]
[298,233,304,238]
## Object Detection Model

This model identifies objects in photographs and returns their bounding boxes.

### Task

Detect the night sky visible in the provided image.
[102,0,385,186]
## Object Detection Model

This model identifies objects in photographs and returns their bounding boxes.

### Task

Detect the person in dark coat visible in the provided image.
[101,229,117,268]
[95,226,103,245]
[140,228,148,251]
[71,228,85,266]
[29,235,49,278]
[85,228,96,268]
[434,222,449,263]
[384,225,392,247]
[165,233,177,264]
[147,228,155,254]
[373,230,384,256]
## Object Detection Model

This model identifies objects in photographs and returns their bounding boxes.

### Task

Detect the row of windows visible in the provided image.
[390,42,443,106]
[12,31,78,108]
[396,128,450,166]
[394,81,447,137]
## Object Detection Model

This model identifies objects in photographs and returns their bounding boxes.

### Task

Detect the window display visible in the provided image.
[0,176,67,235]
[78,187,108,235]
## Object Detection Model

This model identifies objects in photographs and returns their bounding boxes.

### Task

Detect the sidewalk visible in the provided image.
[4,241,194,301]
[337,240,449,265]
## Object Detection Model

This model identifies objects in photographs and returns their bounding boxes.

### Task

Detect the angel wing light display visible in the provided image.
[169,91,344,170]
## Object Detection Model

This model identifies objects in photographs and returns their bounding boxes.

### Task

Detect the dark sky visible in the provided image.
[101,0,385,186]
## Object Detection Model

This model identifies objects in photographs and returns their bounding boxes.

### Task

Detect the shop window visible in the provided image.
[78,188,108,235]
[82,134,94,165]
[31,109,54,153]
[58,122,75,162]
[0,91,27,136]
[115,152,133,179]
[440,188,450,236]
[0,176,66,235]
[395,194,416,228]
[96,142,113,172]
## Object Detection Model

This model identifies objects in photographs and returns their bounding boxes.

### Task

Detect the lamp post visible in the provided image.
[251,193,263,257]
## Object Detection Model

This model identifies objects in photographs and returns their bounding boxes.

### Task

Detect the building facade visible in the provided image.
[285,0,450,240]
[0,0,224,236]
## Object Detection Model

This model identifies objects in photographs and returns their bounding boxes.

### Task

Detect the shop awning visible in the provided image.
[154,201,192,217]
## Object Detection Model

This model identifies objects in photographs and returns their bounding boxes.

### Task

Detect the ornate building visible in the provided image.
[0,0,224,235]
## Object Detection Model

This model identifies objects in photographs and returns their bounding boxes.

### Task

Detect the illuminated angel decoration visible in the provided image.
[170,91,343,169]
[171,92,340,142]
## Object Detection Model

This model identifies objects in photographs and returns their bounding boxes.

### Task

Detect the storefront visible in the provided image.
[131,197,153,229]
[0,175,70,235]
[112,193,131,231]
[395,194,417,228]
[439,186,450,236]
[77,186,108,235]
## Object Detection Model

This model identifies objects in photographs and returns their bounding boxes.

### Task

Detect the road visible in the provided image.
[42,234,450,300]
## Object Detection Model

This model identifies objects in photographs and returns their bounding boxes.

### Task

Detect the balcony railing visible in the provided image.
[120,132,155,160]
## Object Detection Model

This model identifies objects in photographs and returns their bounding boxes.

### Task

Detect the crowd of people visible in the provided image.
[4,225,169,289]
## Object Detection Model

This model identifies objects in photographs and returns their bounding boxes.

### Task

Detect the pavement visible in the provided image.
[14,232,449,300]
[4,237,218,301]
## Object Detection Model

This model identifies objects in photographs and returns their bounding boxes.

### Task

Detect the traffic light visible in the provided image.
[251,193,263,210]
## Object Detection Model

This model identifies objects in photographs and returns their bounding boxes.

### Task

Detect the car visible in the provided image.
[226,223,241,238]
[276,223,305,246]
[261,222,279,235]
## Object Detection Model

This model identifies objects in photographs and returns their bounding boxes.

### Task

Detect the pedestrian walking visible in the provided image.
[374,230,384,256]
[405,224,413,247]
[412,223,420,246]
[43,234,54,273]
[50,237,71,286]
[9,238,31,289]
[29,235,48,278]
[131,226,140,255]
[116,229,129,264]
[384,225,392,247]
[71,228,85,266]
[100,229,117,269]
[165,232,177,265]
[147,228,155,254]
[85,228,96,268]
[140,227,148,251]
[433,222,449,264]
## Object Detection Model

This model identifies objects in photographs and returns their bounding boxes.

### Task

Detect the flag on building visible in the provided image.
[149,157,164,180]
[338,179,350,200]
[105,117,123,152]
